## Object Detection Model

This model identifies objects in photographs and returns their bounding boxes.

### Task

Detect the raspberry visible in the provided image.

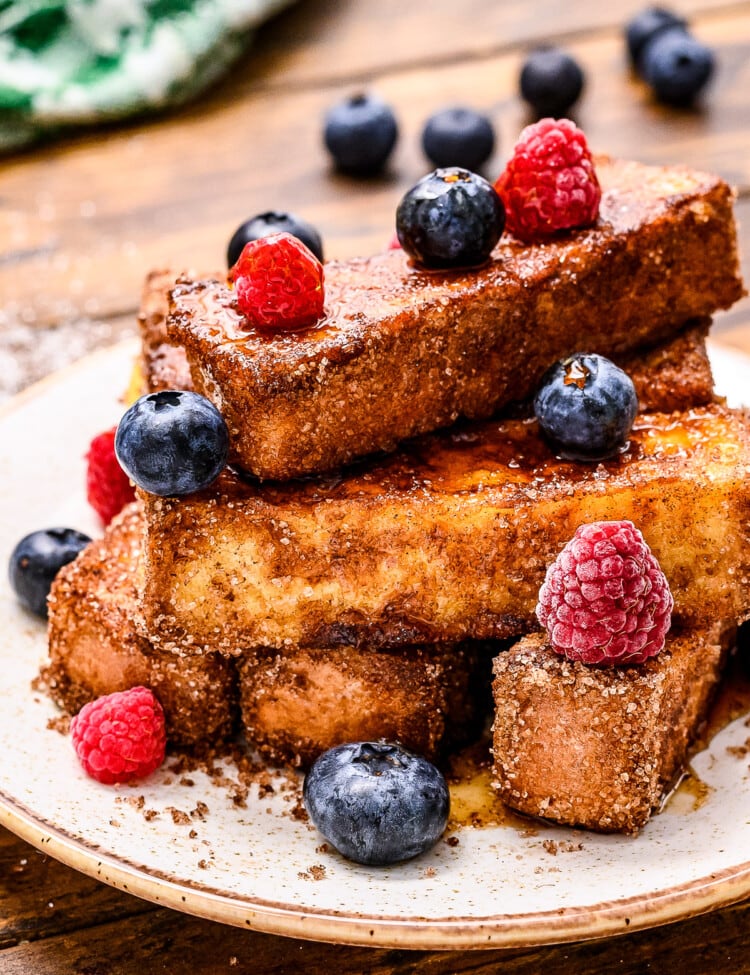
[536,521,673,666]
[71,687,166,785]
[494,118,601,243]
[228,232,324,332]
[86,427,136,525]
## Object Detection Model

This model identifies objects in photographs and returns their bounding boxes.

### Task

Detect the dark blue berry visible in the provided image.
[323,92,398,176]
[303,741,449,866]
[642,30,715,106]
[115,390,229,497]
[533,353,638,462]
[227,211,323,268]
[519,47,585,117]
[625,7,688,72]
[396,168,505,270]
[9,528,91,618]
[421,107,496,171]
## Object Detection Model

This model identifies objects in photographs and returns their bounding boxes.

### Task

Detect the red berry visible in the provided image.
[536,521,673,666]
[71,687,166,785]
[86,427,136,525]
[494,118,601,243]
[228,232,325,331]
[387,231,402,250]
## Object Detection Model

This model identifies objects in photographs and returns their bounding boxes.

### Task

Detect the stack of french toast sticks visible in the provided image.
[46,156,750,834]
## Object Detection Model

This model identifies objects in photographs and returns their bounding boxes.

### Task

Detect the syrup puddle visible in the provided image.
[446,740,531,831]
[663,648,750,816]
[661,768,714,816]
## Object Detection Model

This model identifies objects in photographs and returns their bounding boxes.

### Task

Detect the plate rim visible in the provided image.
[2,336,750,951]
[4,787,750,950]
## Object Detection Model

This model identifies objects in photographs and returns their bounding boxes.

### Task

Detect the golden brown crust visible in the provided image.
[138,405,750,656]
[238,643,493,769]
[139,271,717,411]
[139,268,192,393]
[617,319,716,413]
[167,159,743,478]
[45,503,238,747]
[45,504,493,767]
[491,626,732,833]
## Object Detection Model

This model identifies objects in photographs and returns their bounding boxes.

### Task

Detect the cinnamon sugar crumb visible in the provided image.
[559,840,583,853]
[167,807,191,825]
[727,737,750,759]
[299,864,326,881]
[116,795,146,811]
[542,838,582,855]
[46,714,71,735]
[288,797,308,822]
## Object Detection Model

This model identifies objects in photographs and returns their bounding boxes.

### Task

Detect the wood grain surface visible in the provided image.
[2,0,750,971]
[1,1,750,397]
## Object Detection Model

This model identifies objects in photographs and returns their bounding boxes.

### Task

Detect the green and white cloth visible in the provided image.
[0,0,295,151]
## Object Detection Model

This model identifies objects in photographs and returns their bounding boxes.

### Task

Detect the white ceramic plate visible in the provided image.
[2,339,750,951]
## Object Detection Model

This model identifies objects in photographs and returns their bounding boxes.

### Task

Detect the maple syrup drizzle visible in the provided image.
[563,357,590,390]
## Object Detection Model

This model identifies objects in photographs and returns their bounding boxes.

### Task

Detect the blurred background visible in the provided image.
[0,0,748,401]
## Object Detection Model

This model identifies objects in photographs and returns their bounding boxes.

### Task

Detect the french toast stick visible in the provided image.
[138,404,750,656]
[45,503,237,747]
[140,268,717,413]
[491,625,734,833]
[167,158,743,478]
[45,504,490,765]
[238,642,493,768]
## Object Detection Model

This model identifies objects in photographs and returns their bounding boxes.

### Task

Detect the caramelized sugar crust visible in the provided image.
[167,158,743,478]
[140,268,717,414]
[138,405,750,656]
[45,503,237,747]
[491,625,733,833]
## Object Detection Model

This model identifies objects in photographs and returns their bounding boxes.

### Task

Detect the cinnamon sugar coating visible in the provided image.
[167,158,742,478]
[138,405,750,656]
[238,642,493,768]
[45,503,237,747]
[491,625,734,833]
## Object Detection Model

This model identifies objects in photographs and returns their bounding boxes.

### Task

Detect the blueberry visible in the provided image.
[519,47,585,117]
[642,30,715,106]
[9,528,91,618]
[421,107,496,171]
[227,211,323,268]
[533,353,638,462]
[115,390,229,497]
[323,92,398,176]
[625,7,688,72]
[396,168,505,270]
[303,741,449,866]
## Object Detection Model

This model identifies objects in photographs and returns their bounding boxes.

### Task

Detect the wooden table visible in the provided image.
[2,1,750,971]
